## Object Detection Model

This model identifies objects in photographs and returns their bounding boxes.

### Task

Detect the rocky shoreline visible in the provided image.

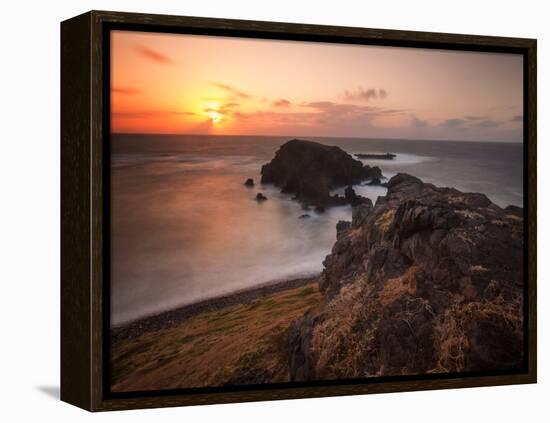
[112,139,525,390]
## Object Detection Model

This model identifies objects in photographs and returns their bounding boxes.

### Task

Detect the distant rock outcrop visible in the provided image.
[261,139,382,211]
[355,152,396,160]
[244,178,255,187]
[289,174,524,380]
[255,193,268,202]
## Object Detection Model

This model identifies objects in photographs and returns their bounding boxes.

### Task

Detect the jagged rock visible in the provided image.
[505,205,523,217]
[289,173,524,380]
[255,193,268,202]
[244,178,255,187]
[352,201,373,228]
[287,312,318,381]
[344,186,370,206]
[261,139,382,210]
[336,220,351,240]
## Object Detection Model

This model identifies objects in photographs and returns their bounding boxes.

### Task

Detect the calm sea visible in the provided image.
[110,134,523,325]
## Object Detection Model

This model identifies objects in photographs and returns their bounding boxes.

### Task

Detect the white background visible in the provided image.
[0,0,547,421]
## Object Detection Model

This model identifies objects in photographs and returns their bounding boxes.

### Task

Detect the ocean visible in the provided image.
[110,134,523,325]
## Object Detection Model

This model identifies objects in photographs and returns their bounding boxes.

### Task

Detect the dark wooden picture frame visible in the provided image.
[61,10,537,412]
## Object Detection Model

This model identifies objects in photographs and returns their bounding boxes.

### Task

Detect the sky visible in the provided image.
[111,30,524,142]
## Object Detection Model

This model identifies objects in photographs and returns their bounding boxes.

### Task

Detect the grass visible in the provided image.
[111,282,322,392]
[375,210,395,233]
[432,299,523,373]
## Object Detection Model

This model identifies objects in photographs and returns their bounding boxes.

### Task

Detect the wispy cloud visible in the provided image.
[411,116,429,128]
[272,98,291,108]
[465,115,487,121]
[213,83,252,99]
[470,119,499,129]
[112,86,142,95]
[203,102,241,121]
[113,110,195,119]
[441,115,503,130]
[136,46,173,64]
[304,101,404,118]
[442,118,468,128]
[344,87,388,102]
[230,100,405,131]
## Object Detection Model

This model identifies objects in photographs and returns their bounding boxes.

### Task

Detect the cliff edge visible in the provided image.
[288,173,524,380]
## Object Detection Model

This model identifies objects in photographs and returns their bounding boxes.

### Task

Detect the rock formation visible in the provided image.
[355,153,396,160]
[289,173,524,380]
[261,139,382,210]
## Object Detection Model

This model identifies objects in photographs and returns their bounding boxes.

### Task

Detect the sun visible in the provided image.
[203,100,224,125]
[207,110,222,124]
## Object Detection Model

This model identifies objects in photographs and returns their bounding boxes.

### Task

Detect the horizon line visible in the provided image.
[110,131,523,144]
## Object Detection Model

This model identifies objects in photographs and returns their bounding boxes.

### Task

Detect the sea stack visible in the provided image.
[261,139,382,210]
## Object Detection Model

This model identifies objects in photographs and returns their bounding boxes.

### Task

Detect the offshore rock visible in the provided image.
[261,139,382,210]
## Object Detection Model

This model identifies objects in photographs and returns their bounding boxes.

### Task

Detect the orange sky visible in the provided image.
[111,30,523,142]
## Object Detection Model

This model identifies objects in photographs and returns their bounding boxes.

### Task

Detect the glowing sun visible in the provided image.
[207,110,222,124]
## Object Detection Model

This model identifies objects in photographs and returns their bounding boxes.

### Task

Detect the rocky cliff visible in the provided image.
[288,174,524,380]
[261,139,382,210]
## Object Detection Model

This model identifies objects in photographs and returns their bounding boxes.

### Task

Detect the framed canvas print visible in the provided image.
[60,11,537,411]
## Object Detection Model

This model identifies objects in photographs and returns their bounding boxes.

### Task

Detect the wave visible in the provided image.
[112,153,261,173]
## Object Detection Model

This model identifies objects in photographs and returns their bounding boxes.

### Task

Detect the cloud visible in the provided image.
[511,115,523,122]
[204,103,240,114]
[220,102,240,111]
[213,83,251,99]
[112,86,141,95]
[441,116,503,130]
[344,87,388,102]
[113,110,195,119]
[230,100,405,132]
[411,116,429,128]
[272,99,291,108]
[202,103,241,123]
[442,118,467,128]
[469,119,499,129]
[304,101,403,116]
[136,46,173,64]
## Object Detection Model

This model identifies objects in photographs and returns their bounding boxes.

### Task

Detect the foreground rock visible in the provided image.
[289,173,524,380]
[261,139,382,210]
